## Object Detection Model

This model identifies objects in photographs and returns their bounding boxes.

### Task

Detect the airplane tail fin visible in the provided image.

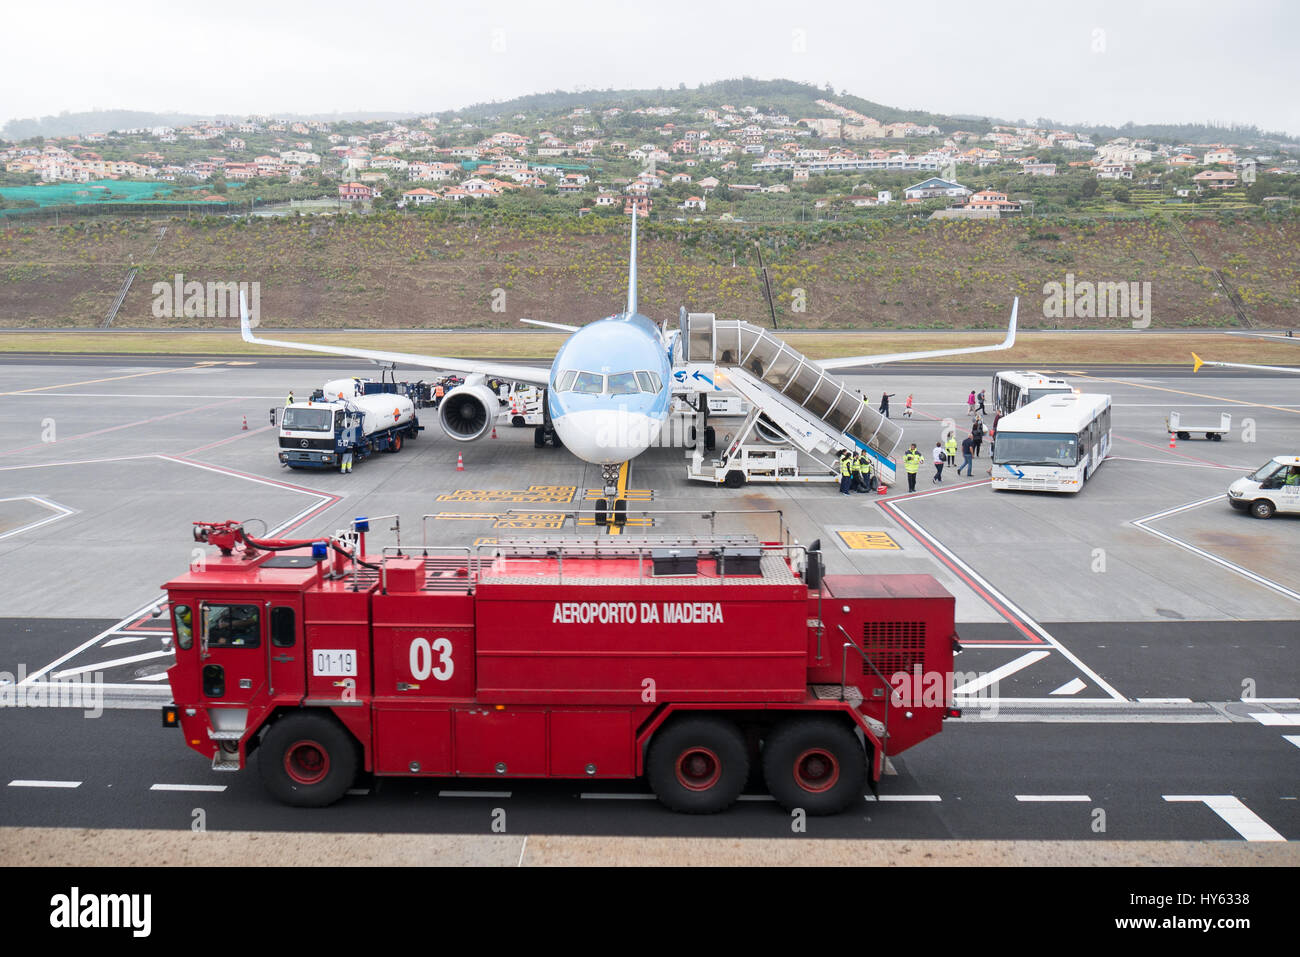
[626,206,638,316]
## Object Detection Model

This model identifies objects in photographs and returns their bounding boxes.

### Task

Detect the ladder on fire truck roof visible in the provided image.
[674,312,902,485]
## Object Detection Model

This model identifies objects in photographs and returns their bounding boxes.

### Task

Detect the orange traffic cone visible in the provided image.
[456,453,464,471]
[491,426,498,439]
[241,416,248,431]
[1169,433,1176,449]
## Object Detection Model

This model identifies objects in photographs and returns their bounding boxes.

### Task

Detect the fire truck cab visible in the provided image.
[161,519,960,815]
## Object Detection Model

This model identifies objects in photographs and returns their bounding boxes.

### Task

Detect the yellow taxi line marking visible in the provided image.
[1,365,202,396]
[608,461,630,536]
[1068,372,1300,416]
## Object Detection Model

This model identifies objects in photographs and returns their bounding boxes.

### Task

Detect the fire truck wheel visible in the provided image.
[258,713,359,808]
[762,718,865,815]
[646,717,748,814]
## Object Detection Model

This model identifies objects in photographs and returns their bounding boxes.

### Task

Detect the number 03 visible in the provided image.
[408,637,454,681]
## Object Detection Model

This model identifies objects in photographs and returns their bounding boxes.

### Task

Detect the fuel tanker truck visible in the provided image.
[278,389,421,471]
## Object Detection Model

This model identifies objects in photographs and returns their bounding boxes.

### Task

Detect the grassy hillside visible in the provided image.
[1,213,1297,330]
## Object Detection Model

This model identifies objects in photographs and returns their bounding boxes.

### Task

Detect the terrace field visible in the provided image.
[1,213,1297,331]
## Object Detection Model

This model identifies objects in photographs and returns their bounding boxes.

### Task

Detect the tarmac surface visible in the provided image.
[0,354,1297,857]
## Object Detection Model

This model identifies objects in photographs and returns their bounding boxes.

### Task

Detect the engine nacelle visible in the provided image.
[438,383,501,442]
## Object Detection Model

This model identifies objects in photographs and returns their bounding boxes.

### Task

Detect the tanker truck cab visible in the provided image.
[1228,456,1300,519]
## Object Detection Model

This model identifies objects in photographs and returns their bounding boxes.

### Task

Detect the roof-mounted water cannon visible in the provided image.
[193,520,255,557]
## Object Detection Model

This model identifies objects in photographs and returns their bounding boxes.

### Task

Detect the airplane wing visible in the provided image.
[815,298,1018,371]
[239,294,552,386]
[520,318,581,333]
[1192,353,1300,374]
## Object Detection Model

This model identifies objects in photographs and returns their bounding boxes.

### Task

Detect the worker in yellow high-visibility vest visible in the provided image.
[945,433,958,467]
[903,444,923,493]
[838,451,853,495]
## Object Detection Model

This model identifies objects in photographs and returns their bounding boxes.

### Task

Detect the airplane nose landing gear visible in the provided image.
[596,463,628,528]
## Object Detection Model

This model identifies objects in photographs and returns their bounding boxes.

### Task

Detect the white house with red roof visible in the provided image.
[401,187,439,206]
[338,182,376,202]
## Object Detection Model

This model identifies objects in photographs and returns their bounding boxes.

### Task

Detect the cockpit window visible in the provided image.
[556,369,577,392]
[647,371,662,392]
[606,372,641,395]
[635,371,655,393]
[572,372,605,395]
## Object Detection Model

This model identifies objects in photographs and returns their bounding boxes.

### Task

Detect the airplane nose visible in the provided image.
[553,409,659,465]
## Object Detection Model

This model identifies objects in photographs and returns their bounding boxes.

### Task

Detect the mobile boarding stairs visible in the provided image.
[672,312,902,489]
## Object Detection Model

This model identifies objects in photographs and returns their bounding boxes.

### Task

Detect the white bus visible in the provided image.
[991,393,1111,493]
[991,371,1073,415]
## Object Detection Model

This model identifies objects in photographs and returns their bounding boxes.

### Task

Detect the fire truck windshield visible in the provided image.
[282,408,334,431]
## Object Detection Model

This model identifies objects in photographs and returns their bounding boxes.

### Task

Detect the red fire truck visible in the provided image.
[161,518,961,814]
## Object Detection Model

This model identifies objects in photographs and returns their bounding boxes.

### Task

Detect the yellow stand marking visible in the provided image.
[607,462,630,536]
[436,486,576,503]
[837,530,901,550]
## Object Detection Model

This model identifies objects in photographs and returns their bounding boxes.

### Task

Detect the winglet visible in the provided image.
[1192,352,1203,374]
[239,290,256,343]
[626,206,638,316]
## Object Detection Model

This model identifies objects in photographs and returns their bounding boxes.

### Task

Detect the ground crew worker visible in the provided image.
[434,383,445,407]
[903,443,922,493]
[838,451,853,495]
[850,453,866,492]
[945,433,958,466]
[286,390,294,406]
[1286,467,1300,485]
[860,453,877,492]
[879,392,896,418]
[933,441,946,483]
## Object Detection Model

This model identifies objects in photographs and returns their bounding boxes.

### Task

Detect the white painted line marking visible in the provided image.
[1050,678,1087,696]
[103,635,154,648]
[1137,697,1193,704]
[864,794,942,802]
[881,498,1125,701]
[1283,736,1300,750]
[952,651,1051,695]
[9,779,80,789]
[150,783,227,792]
[1163,795,1285,841]
[1248,713,1300,726]
[517,835,528,867]
[579,792,656,800]
[18,594,166,686]
[1243,698,1300,704]
[0,495,77,540]
[51,649,171,680]
[1132,497,1300,603]
[135,673,170,682]
[439,790,511,798]
[1016,794,1092,802]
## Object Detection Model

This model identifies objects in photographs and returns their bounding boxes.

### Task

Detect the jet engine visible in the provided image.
[438,383,502,441]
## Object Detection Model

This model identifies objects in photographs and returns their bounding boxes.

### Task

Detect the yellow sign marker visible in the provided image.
[430,512,568,529]
[837,530,900,550]
[436,486,577,504]
[582,489,653,502]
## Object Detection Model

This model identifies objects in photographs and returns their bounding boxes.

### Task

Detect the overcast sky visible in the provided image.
[3,0,1297,135]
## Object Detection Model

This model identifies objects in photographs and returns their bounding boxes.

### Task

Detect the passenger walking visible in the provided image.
[838,452,852,495]
[971,417,985,457]
[879,392,896,418]
[960,436,974,476]
[932,442,946,483]
[945,433,958,466]
[967,390,976,418]
[977,389,987,415]
[904,394,913,418]
[903,443,922,492]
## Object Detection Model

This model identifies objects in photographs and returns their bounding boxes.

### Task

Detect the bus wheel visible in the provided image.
[1251,499,1275,520]
[258,712,359,808]
[762,717,865,816]
[646,717,748,814]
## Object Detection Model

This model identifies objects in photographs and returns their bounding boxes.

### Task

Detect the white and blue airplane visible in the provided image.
[240,212,1018,508]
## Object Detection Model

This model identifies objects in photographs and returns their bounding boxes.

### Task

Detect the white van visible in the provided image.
[1227,456,1300,519]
